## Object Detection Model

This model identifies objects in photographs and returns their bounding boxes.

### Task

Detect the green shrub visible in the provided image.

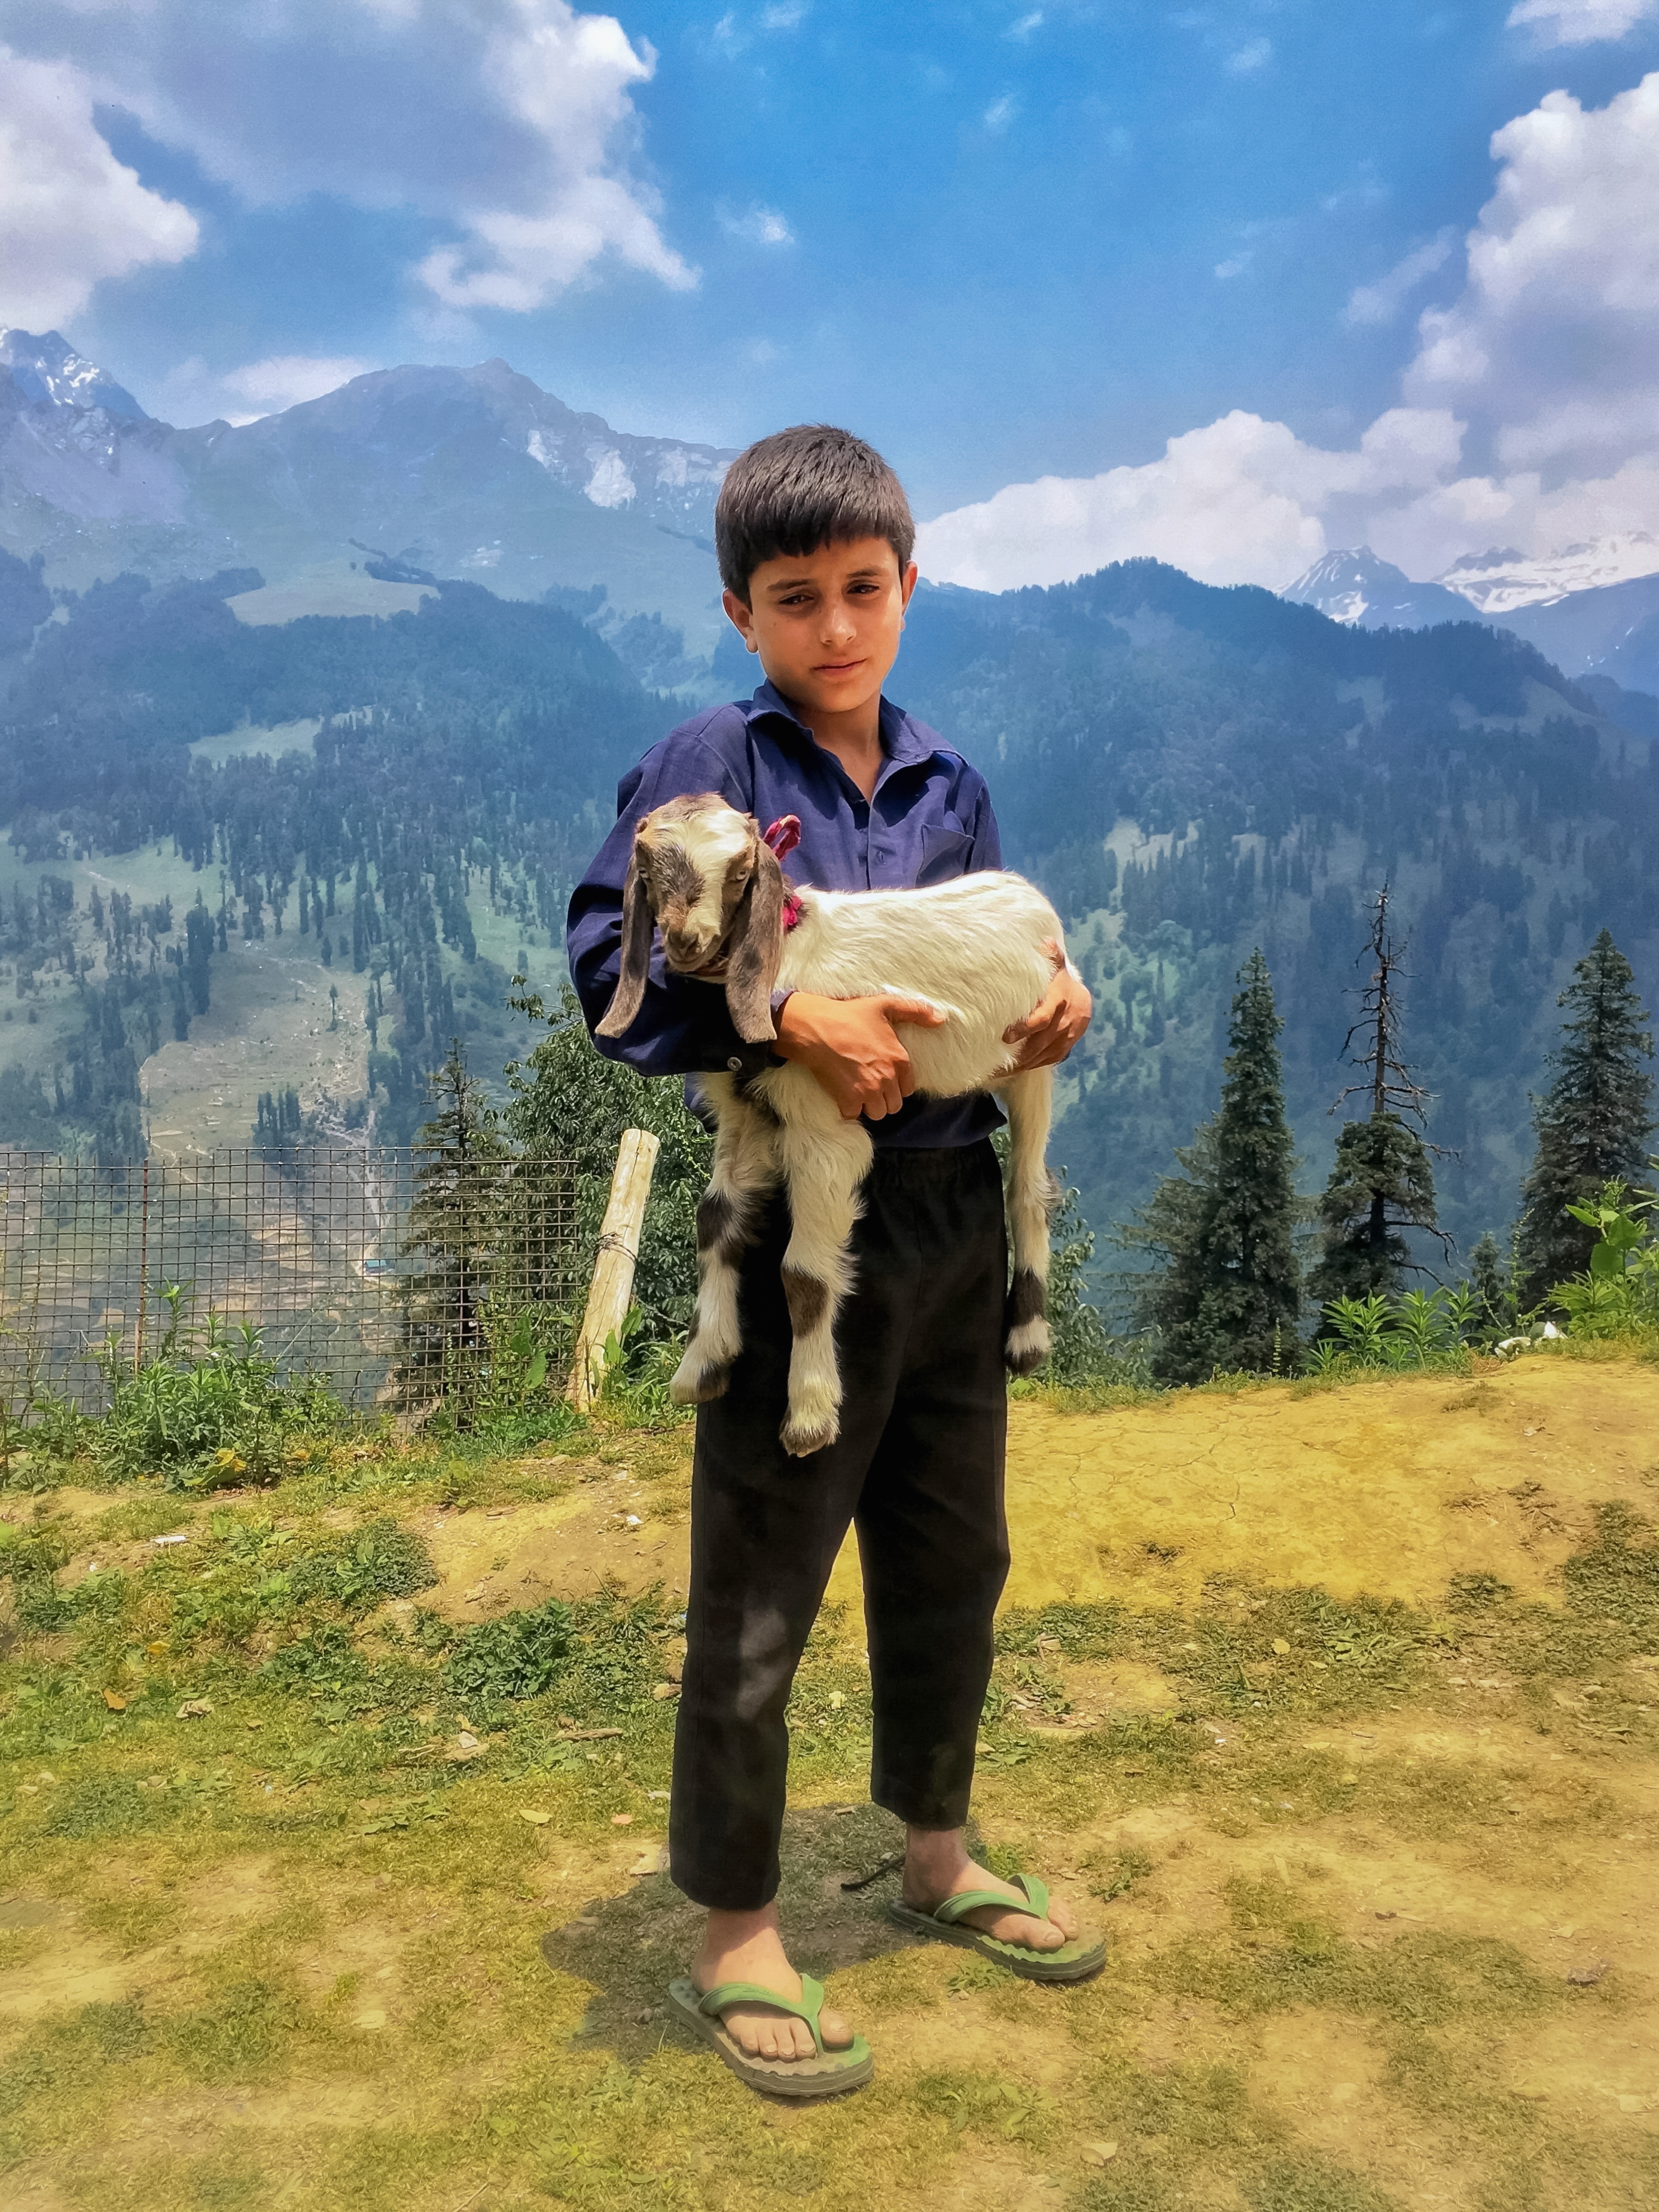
[443,1598,574,1701]
[1550,1176,1659,1338]
[286,1518,437,1612]
[94,1301,345,1491]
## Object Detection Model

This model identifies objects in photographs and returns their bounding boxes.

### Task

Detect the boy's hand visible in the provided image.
[773,991,947,1120]
[1004,942,1091,1070]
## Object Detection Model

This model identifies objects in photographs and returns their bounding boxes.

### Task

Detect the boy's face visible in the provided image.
[723,537,917,722]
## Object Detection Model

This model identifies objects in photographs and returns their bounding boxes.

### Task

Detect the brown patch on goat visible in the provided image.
[646,841,703,908]
[782,1267,830,1337]
[647,792,725,825]
[696,1191,736,1252]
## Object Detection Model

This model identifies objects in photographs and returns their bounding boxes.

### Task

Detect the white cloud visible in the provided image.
[719,203,794,246]
[761,1,809,25]
[147,352,378,426]
[1506,0,1658,45]
[984,94,1017,131]
[916,408,1463,593]
[1215,252,1252,280]
[4,1,694,316]
[1344,227,1459,328]
[922,71,1659,591]
[1226,36,1272,74]
[0,47,198,327]
[225,355,378,416]
[1402,74,1659,477]
[1008,10,1044,36]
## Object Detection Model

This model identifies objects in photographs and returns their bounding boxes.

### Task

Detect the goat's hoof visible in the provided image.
[780,1411,839,1458]
[669,1357,731,1406]
[1004,1320,1051,1377]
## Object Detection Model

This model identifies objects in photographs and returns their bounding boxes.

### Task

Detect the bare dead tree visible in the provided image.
[1310,886,1453,1306]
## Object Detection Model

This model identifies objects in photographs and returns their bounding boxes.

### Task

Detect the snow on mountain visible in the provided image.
[1279,548,1474,630]
[0,328,148,423]
[0,332,740,648]
[1436,533,1659,615]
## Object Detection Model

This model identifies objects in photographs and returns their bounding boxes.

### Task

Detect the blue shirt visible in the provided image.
[566,678,1007,1148]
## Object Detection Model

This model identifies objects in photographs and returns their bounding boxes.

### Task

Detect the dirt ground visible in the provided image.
[3,1349,1658,2211]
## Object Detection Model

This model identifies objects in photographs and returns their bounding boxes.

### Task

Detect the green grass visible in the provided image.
[5,1402,1659,2211]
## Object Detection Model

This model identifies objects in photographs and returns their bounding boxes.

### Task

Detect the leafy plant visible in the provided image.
[1550,1173,1659,1338]
[94,1307,343,1491]
[287,1518,437,1612]
[443,1597,574,1701]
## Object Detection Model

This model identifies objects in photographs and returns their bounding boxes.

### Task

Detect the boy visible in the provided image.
[568,426,1100,2095]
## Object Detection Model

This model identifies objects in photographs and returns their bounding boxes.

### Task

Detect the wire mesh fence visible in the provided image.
[0,1148,583,1415]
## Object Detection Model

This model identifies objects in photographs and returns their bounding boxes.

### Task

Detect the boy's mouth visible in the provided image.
[813,657,864,677]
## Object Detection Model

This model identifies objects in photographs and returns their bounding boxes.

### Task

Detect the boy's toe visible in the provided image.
[819,2005,853,2050]
[959,1900,1067,1949]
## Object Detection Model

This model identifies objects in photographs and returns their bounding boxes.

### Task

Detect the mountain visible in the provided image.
[1437,533,1659,615]
[1280,548,1475,630]
[4,542,1651,1280]
[1283,539,1659,701]
[1478,570,1659,700]
[0,328,145,419]
[0,330,736,652]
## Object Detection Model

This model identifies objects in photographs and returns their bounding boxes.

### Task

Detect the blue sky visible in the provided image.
[4,1,1658,587]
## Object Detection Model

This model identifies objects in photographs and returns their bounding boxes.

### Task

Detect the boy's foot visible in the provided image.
[691,1918,856,2063]
[901,1844,1078,1951]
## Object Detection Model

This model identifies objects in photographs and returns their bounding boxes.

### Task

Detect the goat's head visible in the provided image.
[596,793,786,1045]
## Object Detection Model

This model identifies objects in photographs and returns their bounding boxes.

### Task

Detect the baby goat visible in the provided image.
[597,794,1065,1457]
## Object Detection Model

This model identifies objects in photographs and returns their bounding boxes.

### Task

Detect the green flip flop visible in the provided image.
[666,1973,873,2099]
[886,1872,1106,1982]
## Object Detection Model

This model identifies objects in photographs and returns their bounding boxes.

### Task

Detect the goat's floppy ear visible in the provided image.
[596,843,654,1038]
[724,834,784,1044]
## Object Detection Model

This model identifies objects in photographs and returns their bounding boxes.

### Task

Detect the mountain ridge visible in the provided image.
[0,329,737,650]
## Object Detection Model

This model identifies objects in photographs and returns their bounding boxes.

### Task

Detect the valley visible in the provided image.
[4,327,1659,1282]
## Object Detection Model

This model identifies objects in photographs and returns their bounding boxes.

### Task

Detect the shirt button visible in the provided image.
[727,1056,743,1072]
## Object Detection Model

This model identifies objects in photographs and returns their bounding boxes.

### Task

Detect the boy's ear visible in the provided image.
[596,843,655,1038]
[724,834,783,1044]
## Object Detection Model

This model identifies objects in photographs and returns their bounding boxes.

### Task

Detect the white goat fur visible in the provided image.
[597,795,1064,1458]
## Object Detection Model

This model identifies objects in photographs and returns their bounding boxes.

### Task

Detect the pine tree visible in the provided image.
[1515,929,1655,1310]
[1309,886,1449,1314]
[1466,1231,1514,1343]
[1126,949,1300,1383]
[399,1040,508,1405]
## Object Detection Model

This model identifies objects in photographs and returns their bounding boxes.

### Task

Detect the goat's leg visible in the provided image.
[771,1097,873,1457]
[669,1081,776,1406]
[998,1067,1059,1375]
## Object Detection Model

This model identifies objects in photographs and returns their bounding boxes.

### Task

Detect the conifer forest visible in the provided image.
[1,541,1656,1368]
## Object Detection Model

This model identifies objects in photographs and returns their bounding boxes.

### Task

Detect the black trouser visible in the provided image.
[669,1140,1011,1912]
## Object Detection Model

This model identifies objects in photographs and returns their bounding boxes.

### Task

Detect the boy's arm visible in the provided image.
[566,737,770,1079]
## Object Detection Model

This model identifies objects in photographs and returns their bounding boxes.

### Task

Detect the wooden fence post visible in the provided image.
[565,1128,661,1411]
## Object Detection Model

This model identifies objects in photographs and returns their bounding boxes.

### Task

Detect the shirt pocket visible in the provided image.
[916,824,975,886]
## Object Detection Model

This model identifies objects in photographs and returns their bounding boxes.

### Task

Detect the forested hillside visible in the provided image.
[2,544,1655,1267]
[891,563,1659,1261]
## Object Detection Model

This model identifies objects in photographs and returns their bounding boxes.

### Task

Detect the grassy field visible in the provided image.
[3,1347,1658,2211]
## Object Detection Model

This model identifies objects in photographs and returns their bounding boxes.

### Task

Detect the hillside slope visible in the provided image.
[3,550,1657,1264]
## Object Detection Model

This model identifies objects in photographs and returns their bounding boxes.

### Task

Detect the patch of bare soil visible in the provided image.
[1251,2012,1487,2208]
[931,1359,1659,1615]
[418,1464,690,1619]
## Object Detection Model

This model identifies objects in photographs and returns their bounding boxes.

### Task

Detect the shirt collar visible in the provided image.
[743,678,939,773]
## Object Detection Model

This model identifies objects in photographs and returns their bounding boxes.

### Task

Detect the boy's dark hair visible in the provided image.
[715,424,914,600]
